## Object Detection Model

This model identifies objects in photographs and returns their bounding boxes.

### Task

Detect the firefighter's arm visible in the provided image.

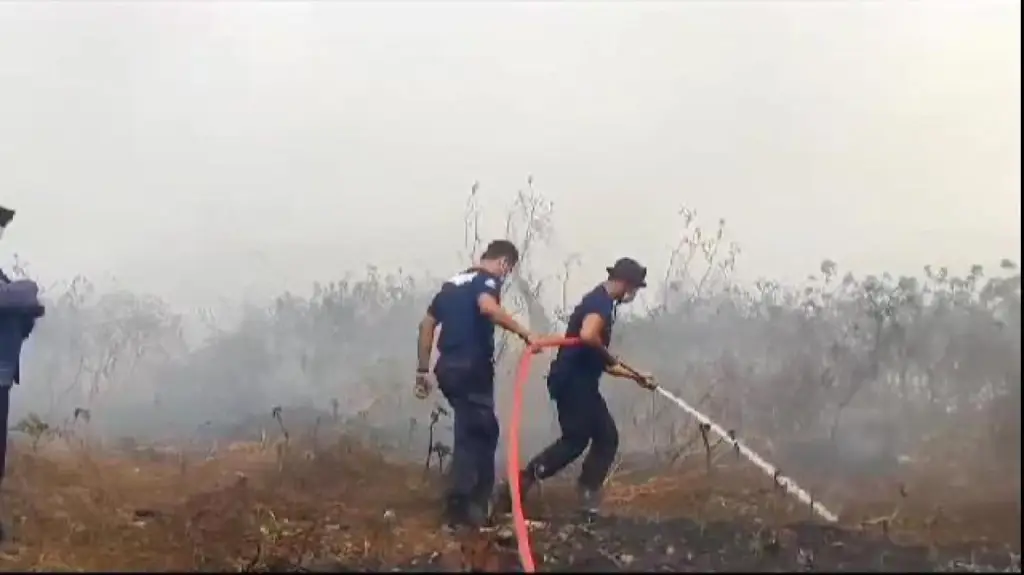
[478,292,533,344]
[417,298,440,373]
[605,363,637,379]
[581,312,655,387]
[579,313,618,366]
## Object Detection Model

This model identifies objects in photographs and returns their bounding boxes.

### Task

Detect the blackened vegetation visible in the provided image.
[294,515,1018,573]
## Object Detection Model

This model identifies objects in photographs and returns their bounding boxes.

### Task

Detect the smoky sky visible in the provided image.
[1,1,1019,311]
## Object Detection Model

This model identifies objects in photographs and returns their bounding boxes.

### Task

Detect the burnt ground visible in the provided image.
[298,512,1020,573]
[1,437,1019,573]
[293,457,1021,573]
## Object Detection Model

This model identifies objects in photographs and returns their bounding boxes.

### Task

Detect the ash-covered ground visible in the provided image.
[298,512,1019,573]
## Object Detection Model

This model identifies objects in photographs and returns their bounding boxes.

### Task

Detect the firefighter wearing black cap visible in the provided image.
[497,257,657,516]
[0,205,46,542]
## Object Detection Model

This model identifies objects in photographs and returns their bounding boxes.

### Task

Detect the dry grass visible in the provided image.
[0,432,1018,572]
[0,436,453,571]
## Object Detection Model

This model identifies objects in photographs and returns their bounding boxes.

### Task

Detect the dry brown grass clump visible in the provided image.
[0,437,452,571]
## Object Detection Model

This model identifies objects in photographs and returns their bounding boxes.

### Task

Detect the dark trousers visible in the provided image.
[0,384,10,491]
[526,376,619,491]
[435,360,499,510]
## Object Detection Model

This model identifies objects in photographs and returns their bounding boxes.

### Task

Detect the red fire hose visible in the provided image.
[506,336,582,573]
[503,334,841,570]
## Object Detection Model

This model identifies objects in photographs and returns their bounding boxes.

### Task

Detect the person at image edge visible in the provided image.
[0,205,47,543]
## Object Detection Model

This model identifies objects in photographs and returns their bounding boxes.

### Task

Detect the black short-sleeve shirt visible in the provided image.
[429,268,503,369]
[548,284,617,386]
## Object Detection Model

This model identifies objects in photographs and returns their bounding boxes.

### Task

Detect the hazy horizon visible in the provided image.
[2,1,1019,312]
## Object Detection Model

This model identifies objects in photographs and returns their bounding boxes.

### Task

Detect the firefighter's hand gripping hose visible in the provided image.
[506,338,839,572]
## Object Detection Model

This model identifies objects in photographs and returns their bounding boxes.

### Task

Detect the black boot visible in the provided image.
[442,494,475,532]
[577,484,604,520]
[469,498,492,528]
[494,470,536,515]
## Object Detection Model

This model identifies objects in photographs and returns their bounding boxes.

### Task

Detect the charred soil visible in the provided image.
[0,437,1019,573]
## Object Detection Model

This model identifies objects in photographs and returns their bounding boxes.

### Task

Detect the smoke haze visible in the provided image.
[1,2,1019,509]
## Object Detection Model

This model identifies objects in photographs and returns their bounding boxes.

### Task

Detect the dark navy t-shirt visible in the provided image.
[548,284,617,388]
[429,268,503,369]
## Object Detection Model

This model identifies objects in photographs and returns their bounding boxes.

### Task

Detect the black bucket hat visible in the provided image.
[0,206,14,228]
[606,257,648,288]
